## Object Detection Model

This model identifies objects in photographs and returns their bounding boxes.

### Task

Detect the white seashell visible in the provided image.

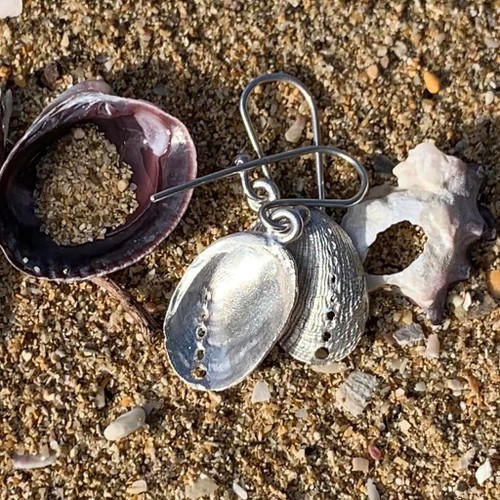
[103,406,146,441]
[252,380,271,403]
[165,232,297,391]
[342,142,495,323]
[285,114,307,143]
[0,0,22,19]
[352,457,369,472]
[476,458,493,484]
[425,333,440,359]
[12,453,56,470]
[232,481,248,499]
[336,371,378,417]
[393,323,424,346]
[185,474,218,499]
[366,478,380,500]
[126,479,148,494]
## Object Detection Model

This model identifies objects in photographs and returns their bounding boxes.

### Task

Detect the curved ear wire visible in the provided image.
[238,73,325,204]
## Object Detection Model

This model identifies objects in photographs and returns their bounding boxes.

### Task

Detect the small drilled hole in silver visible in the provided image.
[192,366,207,379]
[326,311,335,321]
[196,325,207,338]
[315,347,329,360]
[195,349,205,361]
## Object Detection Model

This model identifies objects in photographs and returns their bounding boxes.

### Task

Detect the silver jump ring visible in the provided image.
[258,207,305,244]
[247,178,280,212]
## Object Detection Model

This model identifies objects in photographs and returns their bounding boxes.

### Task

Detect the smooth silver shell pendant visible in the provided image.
[256,208,368,364]
[165,232,297,391]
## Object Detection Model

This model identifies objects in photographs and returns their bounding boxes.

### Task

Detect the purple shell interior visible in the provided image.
[0,81,197,280]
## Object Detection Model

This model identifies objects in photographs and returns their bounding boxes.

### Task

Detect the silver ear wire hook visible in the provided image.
[238,73,325,204]
[151,144,369,243]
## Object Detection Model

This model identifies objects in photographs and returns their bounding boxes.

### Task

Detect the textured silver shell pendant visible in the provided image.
[164,232,297,391]
[255,208,368,364]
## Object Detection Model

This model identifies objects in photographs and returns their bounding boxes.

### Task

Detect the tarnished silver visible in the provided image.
[238,73,324,205]
[164,232,297,391]
[254,208,368,363]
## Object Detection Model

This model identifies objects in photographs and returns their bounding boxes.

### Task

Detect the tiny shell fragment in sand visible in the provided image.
[232,481,248,499]
[368,445,382,461]
[311,361,348,374]
[285,114,306,143]
[476,458,492,484]
[366,478,380,500]
[185,474,218,499]
[458,448,476,470]
[425,334,440,359]
[352,457,369,472]
[126,479,148,494]
[393,323,424,346]
[103,406,146,441]
[252,380,271,403]
[336,371,378,417]
[12,453,56,470]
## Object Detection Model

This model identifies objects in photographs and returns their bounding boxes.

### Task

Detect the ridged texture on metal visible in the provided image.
[255,208,368,364]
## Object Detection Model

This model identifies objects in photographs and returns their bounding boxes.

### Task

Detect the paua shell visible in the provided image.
[0,80,197,280]
[255,208,368,364]
[165,232,297,391]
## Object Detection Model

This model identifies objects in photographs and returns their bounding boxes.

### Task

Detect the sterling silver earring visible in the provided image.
[152,73,370,391]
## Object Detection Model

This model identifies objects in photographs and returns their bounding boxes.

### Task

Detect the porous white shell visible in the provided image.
[342,142,495,323]
[256,208,368,364]
[165,232,297,391]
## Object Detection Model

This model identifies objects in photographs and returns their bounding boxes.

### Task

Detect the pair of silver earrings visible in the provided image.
[155,74,370,391]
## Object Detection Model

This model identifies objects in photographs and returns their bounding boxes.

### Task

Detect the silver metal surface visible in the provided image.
[151,144,368,208]
[164,232,298,391]
[238,73,324,203]
[254,208,368,363]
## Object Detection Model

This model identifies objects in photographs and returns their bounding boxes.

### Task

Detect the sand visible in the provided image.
[0,1,499,499]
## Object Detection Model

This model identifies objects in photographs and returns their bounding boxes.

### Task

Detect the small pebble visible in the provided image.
[424,71,440,94]
[103,406,146,441]
[73,128,86,140]
[12,453,56,470]
[126,479,148,495]
[368,445,382,461]
[117,179,130,193]
[414,381,426,392]
[485,91,494,105]
[232,481,248,499]
[446,379,464,392]
[393,323,424,346]
[486,269,500,298]
[251,380,271,403]
[311,361,348,374]
[0,0,22,18]
[352,457,369,472]
[366,478,380,500]
[399,419,411,434]
[285,114,306,143]
[366,64,379,81]
[295,408,308,419]
[425,334,440,359]
[185,474,218,499]
[476,458,492,484]
[458,448,476,470]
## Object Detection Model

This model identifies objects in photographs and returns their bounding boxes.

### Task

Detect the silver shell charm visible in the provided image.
[164,232,297,391]
[256,208,368,364]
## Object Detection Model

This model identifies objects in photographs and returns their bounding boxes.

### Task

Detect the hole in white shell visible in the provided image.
[365,221,427,275]
[195,349,205,361]
[315,347,329,360]
[322,332,331,342]
[192,366,207,379]
[326,311,335,321]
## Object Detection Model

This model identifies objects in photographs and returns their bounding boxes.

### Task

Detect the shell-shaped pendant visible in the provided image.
[165,232,297,391]
[256,208,368,364]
